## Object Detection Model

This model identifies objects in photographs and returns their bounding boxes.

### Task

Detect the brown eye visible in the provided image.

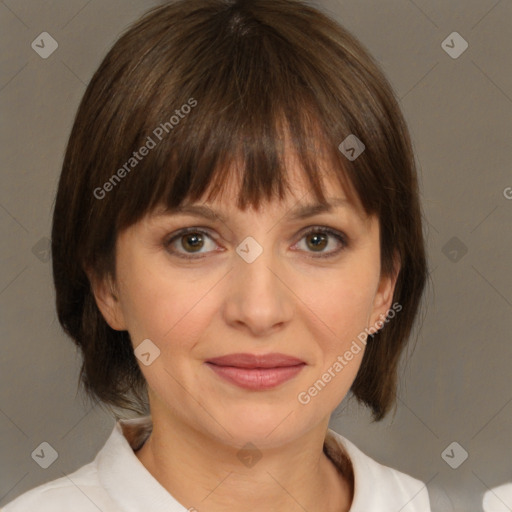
[294,227,348,258]
[305,232,328,252]
[181,232,204,252]
[166,228,218,259]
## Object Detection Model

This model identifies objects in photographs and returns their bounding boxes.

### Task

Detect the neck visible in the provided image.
[134,413,353,512]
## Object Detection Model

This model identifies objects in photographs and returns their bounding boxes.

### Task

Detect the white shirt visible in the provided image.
[3,415,431,511]
[483,483,512,511]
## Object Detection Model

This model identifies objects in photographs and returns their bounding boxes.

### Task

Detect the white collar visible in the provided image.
[94,415,430,511]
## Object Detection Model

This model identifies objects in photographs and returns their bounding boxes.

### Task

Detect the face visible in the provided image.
[93,153,398,449]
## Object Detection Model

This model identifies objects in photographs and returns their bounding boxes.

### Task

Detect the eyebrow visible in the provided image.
[155,198,352,223]
[287,198,352,220]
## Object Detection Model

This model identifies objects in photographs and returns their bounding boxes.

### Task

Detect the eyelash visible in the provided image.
[165,226,348,260]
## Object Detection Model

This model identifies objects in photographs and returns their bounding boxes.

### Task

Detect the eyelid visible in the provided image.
[291,225,348,258]
[164,227,220,259]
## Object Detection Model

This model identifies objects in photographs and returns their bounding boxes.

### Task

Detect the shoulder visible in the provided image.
[325,429,431,511]
[2,461,114,512]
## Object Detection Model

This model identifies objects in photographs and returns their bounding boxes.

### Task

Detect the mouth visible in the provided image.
[205,353,306,390]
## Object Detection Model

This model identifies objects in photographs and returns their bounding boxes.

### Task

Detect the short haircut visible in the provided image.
[51,0,428,421]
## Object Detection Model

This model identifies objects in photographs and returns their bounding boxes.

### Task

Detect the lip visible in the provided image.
[206,353,305,368]
[205,353,306,390]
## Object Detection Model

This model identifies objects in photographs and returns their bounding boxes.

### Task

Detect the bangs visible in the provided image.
[115,97,360,232]
[76,0,400,272]
[102,3,377,233]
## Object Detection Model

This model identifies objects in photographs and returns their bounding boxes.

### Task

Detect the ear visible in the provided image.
[369,252,401,329]
[85,267,127,331]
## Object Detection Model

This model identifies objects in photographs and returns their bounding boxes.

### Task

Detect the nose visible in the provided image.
[222,238,294,337]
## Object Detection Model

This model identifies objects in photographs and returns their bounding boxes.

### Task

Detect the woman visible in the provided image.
[4,0,431,510]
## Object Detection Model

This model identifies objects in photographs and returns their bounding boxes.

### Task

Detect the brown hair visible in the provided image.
[51,0,427,421]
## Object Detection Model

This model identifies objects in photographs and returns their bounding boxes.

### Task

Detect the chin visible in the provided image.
[203,402,312,448]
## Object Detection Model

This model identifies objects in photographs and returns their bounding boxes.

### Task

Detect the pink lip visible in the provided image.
[205,353,306,390]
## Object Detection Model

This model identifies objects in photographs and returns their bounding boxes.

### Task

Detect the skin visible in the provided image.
[91,152,399,512]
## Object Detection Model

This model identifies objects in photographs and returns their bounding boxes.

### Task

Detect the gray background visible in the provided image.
[1,0,511,511]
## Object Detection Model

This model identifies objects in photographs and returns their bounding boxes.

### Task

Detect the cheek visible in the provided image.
[116,253,216,348]
[296,258,380,349]
[293,265,379,408]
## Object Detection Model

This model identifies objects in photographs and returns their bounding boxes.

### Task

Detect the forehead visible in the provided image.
[152,148,368,222]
